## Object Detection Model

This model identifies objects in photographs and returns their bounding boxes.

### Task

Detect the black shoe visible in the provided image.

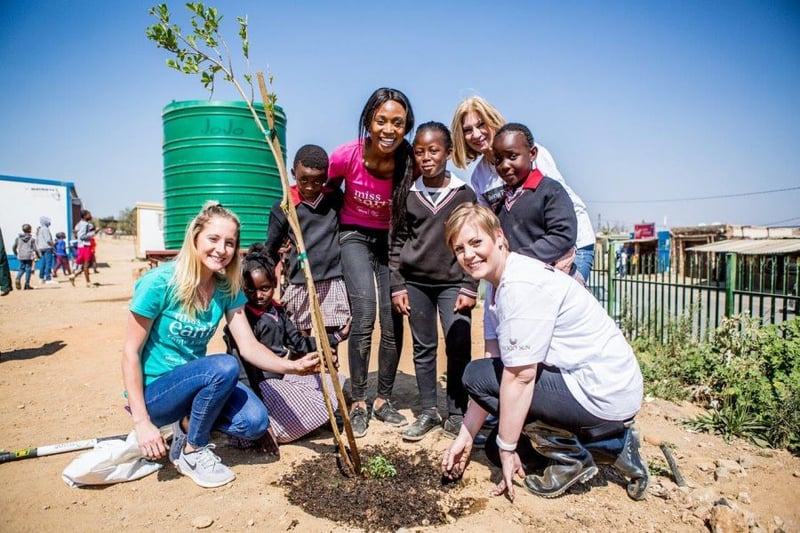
[349,406,369,438]
[585,427,650,500]
[24,285,33,290]
[442,415,488,448]
[402,411,442,442]
[1,289,9,296]
[442,415,463,439]
[372,399,408,427]
[325,409,345,433]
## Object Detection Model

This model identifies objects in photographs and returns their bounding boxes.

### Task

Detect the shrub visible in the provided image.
[634,313,800,451]
[632,308,710,402]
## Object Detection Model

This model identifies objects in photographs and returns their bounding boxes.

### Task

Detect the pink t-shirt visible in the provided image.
[328,139,393,230]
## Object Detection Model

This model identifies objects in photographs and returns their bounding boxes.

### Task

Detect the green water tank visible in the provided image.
[162,100,286,250]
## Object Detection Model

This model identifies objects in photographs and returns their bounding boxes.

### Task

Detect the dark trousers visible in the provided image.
[406,282,471,416]
[339,227,403,402]
[463,358,627,442]
[53,255,71,275]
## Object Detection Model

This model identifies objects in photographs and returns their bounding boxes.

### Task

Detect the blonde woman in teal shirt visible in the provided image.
[121,201,319,488]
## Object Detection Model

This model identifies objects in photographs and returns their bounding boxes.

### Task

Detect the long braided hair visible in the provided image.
[357,87,416,238]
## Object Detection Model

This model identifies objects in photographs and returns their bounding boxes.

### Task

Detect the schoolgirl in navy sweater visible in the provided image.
[389,121,478,442]
[224,247,349,445]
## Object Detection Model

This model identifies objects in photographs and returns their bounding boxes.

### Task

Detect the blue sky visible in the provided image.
[1,0,798,230]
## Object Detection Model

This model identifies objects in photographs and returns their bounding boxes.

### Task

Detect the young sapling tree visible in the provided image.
[146,2,360,474]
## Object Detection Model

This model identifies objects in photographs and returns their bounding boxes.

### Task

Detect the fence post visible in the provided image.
[725,252,737,318]
[607,243,616,317]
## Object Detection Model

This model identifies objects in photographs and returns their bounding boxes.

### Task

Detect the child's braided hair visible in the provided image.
[242,243,277,287]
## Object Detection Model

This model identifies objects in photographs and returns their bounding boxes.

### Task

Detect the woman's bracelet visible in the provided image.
[496,435,517,452]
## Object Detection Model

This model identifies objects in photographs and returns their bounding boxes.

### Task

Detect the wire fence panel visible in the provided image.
[588,244,799,342]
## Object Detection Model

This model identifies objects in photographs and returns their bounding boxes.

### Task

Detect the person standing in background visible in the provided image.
[70,209,95,287]
[53,232,72,277]
[35,216,56,285]
[13,224,37,290]
[89,235,100,274]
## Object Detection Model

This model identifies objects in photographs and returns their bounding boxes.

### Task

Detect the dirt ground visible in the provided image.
[1,236,799,532]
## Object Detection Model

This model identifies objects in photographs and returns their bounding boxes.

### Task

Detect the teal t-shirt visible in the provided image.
[130,262,247,386]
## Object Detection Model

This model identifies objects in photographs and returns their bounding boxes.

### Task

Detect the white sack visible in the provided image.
[62,431,161,487]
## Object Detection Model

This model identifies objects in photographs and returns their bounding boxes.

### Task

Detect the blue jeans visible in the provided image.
[16,259,34,287]
[406,282,471,416]
[574,244,595,283]
[38,249,53,281]
[339,227,403,402]
[144,354,268,448]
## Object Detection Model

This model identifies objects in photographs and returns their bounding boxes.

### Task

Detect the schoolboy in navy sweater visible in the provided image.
[264,145,350,333]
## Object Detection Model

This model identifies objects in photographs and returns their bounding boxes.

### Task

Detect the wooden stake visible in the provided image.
[255,72,361,475]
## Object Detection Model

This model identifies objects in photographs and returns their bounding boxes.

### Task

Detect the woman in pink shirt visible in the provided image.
[328,87,416,438]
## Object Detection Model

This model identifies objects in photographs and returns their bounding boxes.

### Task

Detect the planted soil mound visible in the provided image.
[281,444,479,531]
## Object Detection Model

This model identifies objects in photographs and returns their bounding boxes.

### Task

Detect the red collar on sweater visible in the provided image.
[520,168,545,191]
[290,185,336,207]
[245,301,281,317]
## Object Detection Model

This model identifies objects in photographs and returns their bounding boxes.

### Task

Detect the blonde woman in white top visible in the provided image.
[450,96,596,280]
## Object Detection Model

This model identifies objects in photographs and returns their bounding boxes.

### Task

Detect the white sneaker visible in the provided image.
[45,280,58,285]
[175,444,235,488]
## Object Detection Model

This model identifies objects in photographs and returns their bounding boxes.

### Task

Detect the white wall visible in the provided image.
[135,202,165,259]
[1,176,73,266]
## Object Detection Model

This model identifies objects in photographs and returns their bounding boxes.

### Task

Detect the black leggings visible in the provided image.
[338,227,403,402]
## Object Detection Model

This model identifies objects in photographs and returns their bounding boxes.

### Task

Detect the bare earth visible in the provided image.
[1,236,798,532]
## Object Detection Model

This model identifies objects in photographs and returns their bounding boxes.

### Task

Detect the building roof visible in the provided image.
[687,239,800,255]
[671,224,729,237]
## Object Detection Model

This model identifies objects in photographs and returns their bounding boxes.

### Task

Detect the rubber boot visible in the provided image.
[585,426,650,500]
[522,422,598,498]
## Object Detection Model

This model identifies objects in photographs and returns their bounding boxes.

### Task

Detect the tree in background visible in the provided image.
[117,208,136,235]
[96,208,136,236]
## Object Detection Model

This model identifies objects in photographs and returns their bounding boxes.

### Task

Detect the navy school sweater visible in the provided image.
[389,175,478,298]
[223,302,343,388]
[497,168,577,265]
[265,186,344,284]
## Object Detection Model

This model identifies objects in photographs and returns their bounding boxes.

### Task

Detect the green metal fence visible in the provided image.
[588,245,800,342]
